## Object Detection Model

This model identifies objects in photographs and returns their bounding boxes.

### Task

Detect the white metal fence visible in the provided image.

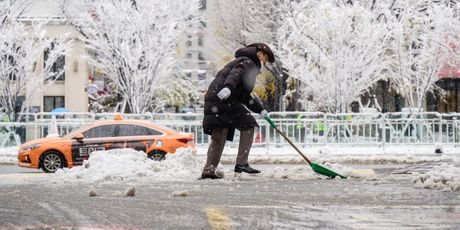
[1,112,459,148]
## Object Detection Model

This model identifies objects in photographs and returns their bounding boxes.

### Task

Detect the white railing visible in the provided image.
[1,112,459,148]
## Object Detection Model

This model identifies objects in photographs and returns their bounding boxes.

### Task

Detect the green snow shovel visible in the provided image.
[264,116,346,179]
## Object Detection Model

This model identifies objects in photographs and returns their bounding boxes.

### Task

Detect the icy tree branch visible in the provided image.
[63,0,200,113]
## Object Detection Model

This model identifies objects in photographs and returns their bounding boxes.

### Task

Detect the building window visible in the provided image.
[200,20,207,28]
[433,79,460,113]
[198,52,205,61]
[186,52,192,59]
[186,40,192,46]
[198,37,203,46]
[44,43,65,81]
[44,96,65,112]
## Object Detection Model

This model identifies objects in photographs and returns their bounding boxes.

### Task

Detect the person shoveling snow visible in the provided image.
[201,43,275,179]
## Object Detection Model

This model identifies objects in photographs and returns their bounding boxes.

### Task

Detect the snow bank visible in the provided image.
[226,152,446,165]
[0,147,18,164]
[53,147,352,183]
[1,144,459,165]
[219,145,458,165]
[412,164,460,192]
[56,148,203,183]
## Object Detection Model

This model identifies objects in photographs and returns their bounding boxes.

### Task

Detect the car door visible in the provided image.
[71,124,117,165]
[112,124,160,152]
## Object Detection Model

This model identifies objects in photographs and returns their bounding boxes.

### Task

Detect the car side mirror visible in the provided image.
[73,133,84,141]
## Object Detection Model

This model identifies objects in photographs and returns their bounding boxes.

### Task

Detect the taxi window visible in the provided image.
[83,125,116,138]
[147,127,163,136]
[118,124,163,136]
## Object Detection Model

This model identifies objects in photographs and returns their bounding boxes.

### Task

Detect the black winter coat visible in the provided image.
[202,47,264,141]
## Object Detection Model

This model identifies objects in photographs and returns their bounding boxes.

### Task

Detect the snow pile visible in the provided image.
[268,162,351,180]
[270,166,316,180]
[323,161,354,178]
[56,148,202,183]
[0,147,18,164]
[412,164,460,192]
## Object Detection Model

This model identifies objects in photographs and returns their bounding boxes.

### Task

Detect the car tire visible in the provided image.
[40,151,66,173]
[148,150,166,161]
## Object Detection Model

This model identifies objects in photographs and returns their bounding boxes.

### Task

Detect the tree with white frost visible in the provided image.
[62,0,201,113]
[0,0,72,121]
[277,1,393,113]
[387,1,460,111]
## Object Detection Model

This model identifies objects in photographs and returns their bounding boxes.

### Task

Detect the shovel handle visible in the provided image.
[264,115,276,129]
[264,116,312,164]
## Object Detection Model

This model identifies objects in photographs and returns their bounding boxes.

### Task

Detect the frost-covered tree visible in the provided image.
[387,0,460,110]
[62,0,201,113]
[209,0,283,52]
[208,0,250,53]
[277,1,393,113]
[0,0,72,121]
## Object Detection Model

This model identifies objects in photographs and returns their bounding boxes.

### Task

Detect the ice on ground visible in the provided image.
[412,164,460,192]
[322,161,354,178]
[270,166,316,180]
[125,186,136,196]
[171,190,189,197]
[0,146,18,164]
[88,187,97,197]
[55,148,203,183]
[264,161,352,180]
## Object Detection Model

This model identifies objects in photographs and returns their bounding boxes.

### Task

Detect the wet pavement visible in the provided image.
[0,164,459,229]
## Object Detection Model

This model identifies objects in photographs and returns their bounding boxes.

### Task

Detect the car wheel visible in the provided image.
[148,150,166,161]
[40,151,65,173]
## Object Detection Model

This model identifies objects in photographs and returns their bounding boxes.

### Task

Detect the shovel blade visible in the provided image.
[310,162,347,179]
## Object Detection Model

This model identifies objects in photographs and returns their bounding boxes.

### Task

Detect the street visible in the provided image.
[0,164,459,229]
[1,0,460,229]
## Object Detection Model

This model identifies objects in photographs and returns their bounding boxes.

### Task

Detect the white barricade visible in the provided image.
[0,112,459,148]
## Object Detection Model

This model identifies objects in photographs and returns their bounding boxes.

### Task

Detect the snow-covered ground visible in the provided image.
[48,148,459,192]
[53,148,356,183]
[0,147,19,164]
[412,158,460,192]
[220,145,457,165]
[2,145,460,192]
[3,145,458,165]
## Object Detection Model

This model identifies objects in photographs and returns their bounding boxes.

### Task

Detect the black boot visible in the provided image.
[234,164,261,174]
[201,172,222,179]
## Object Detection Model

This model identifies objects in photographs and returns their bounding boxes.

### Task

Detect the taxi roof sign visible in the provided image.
[114,113,123,121]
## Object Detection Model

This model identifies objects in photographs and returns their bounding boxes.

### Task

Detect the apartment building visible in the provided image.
[19,1,90,113]
[176,0,217,110]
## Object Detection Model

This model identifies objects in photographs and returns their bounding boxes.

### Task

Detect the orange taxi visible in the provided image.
[17,114,195,172]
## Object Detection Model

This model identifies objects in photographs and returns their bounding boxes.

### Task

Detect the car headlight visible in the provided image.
[22,143,42,151]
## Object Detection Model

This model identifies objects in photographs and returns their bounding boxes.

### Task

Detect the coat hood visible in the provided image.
[234,47,261,69]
